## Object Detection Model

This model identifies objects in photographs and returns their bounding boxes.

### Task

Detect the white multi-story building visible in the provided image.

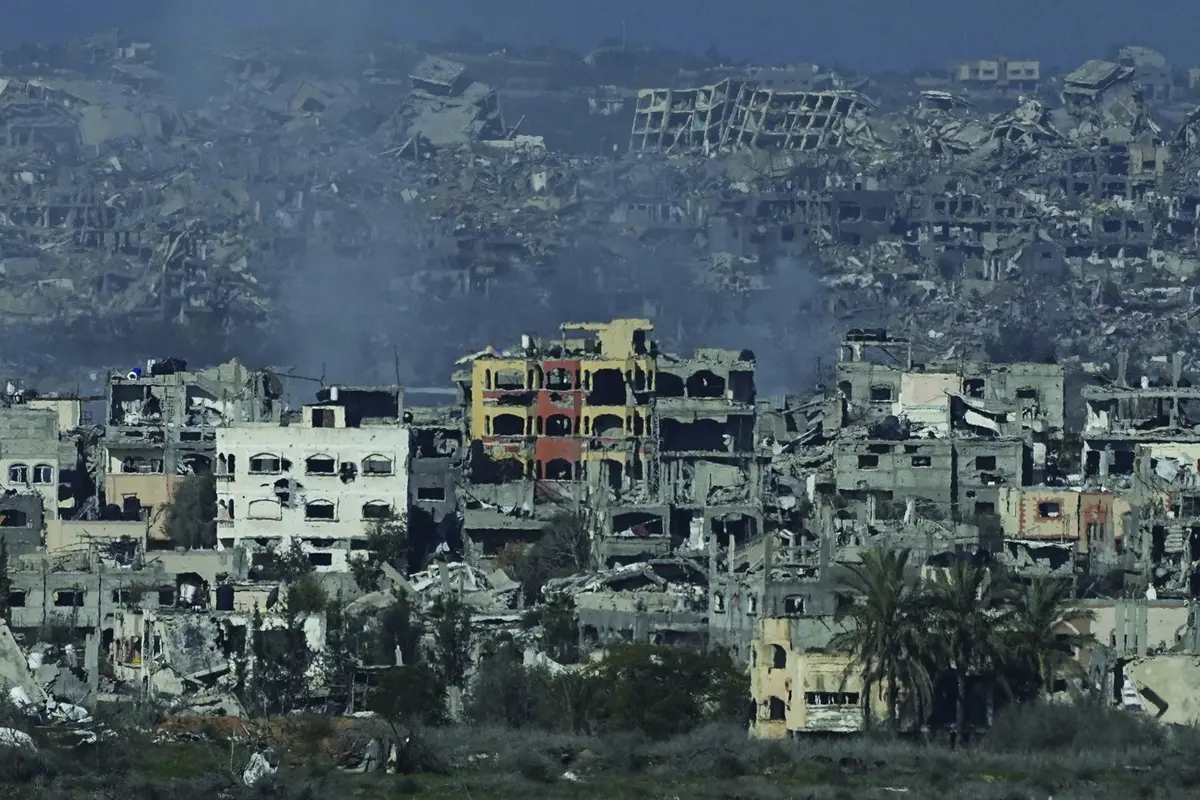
[215,386,409,572]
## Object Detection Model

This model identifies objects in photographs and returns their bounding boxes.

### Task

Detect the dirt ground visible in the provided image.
[157,713,389,761]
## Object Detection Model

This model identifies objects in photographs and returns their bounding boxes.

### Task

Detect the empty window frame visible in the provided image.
[1038,502,1062,519]
[305,455,336,475]
[54,590,85,607]
[248,454,282,475]
[304,500,336,521]
[416,486,446,501]
[361,501,392,520]
[362,455,393,476]
[868,385,893,402]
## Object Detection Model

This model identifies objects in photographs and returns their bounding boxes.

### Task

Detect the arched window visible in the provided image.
[768,697,786,721]
[545,414,572,437]
[544,459,572,481]
[0,509,28,527]
[494,369,523,391]
[546,368,572,390]
[686,370,726,398]
[361,501,392,520]
[771,644,787,670]
[247,499,282,520]
[7,464,27,484]
[362,455,393,476]
[591,414,623,437]
[248,453,282,475]
[33,464,53,484]
[304,500,336,521]
[305,454,336,475]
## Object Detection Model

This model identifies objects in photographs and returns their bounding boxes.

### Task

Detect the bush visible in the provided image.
[512,748,559,783]
[984,701,1167,755]
[0,746,59,784]
[466,643,550,728]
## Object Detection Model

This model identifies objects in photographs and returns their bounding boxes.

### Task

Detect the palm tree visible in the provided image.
[925,561,1016,747]
[830,547,932,731]
[1000,578,1096,701]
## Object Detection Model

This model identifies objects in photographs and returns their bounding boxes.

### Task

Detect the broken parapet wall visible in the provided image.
[1123,655,1200,725]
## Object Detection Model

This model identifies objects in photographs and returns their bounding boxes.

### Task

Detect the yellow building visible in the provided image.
[459,318,656,481]
[749,617,885,738]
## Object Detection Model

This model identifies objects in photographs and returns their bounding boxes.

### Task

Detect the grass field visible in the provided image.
[0,703,1194,799]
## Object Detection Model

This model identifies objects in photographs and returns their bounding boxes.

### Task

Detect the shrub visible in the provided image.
[984,701,1167,755]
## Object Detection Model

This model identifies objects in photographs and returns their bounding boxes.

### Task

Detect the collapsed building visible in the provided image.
[4,30,1200,726]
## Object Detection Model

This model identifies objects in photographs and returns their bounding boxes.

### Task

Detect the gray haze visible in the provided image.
[6,0,1188,392]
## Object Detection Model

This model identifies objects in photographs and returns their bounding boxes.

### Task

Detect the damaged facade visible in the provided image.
[215,385,410,571]
[6,30,1200,732]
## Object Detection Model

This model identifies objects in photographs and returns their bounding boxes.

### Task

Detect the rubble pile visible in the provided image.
[2,35,1199,388]
[8,32,1200,738]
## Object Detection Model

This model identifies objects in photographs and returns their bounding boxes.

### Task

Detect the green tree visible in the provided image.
[0,536,10,623]
[429,596,472,688]
[513,512,591,598]
[374,592,424,667]
[999,578,1095,701]
[466,641,548,728]
[368,663,448,729]
[829,547,932,731]
[351,514,410,592]
[162,474,216,549]
[926,562,1016,747]
[587,644,748,738]
[248,573,327,715]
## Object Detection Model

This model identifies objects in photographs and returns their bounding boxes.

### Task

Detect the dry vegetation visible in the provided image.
[0,703,1198,799]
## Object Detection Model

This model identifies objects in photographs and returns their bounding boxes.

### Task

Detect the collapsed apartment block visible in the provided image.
[400,56,508,149]
[6,546,251,703]
[1081,351,1194,479]
[995,487,1133,578]
[629,77,874,153]
[215,386,409,572]
[455,318,768,572]
[1060,59,1149,139]
[103,358,283,545]
[403,390,464,556]
[544,556,709,649]
[831,329,1063,517]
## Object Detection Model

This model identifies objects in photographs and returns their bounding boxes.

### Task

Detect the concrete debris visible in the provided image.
[243,751,277,786]
[0,728,36,750]
[10,32,1200,732]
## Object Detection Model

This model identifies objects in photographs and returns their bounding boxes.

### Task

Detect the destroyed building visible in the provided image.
[0,390,88,555]
[216,385,409,572]
[103,358,282,544]
[8,29,1200,726]
[454,318,767,570]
